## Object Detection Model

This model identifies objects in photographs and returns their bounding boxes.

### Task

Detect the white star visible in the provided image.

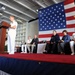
[60,18,62,20]
[45,23,46,25]
[51,20,53,22]
[49,28,51,29]
[46,17,48,18]
[40,24,42,26]
[40,20,42,21]
[50,10,51,12]
[47,25,49,27]
[49,23,51,24]
[53,17,55,19]
[39,11,42,13]
[50,16,52,17]
[63,20,65,22]
[62,15,64,17]
[58,26,60,28]
[56,24,58,26]
[44,19,46,21]
[47,9,49,11]
[62,10,64,12]
[47,21,48,23]
[43,26,44,28]
[55,19,57,21]
[54,9,56,11]
[55,14,56,16]
[64,25,66,27]
[49,18,50,20]
[58,21,60,23]
[61,4,63,6]
[59,8,61,10]
[59,13,61,15]
[45,28,47,30]
[46,12,47,14]
[57,16,59,18]
[57,11,59,13]
[56,6,58,8]
[61,23,63,25]
[52,12,54,14]
[54,27,56,28]
[51,7,53,9]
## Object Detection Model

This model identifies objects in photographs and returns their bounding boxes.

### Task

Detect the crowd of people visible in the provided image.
[21,30,75,55]
[45,30,75,55]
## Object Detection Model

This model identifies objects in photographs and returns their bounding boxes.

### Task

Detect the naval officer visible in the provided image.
[7,16,18,54]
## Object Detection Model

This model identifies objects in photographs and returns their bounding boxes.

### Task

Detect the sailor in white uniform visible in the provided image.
[7,16,18,54]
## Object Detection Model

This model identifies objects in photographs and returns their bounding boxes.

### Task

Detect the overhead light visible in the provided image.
[1,6,5,10]
[0,13,3,15]
[36,9,39,12]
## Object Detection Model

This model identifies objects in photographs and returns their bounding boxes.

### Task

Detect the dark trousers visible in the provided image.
[33,44,37,53]
[45,43,58,54]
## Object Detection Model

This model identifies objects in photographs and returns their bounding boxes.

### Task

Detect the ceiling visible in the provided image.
[0,0,65,23]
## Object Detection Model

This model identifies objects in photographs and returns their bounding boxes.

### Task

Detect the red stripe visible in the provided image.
[65,7,75,13]
[66,24,75,28]
[64,0,74,5]
[39,32,74,38]
[66,16,75,20]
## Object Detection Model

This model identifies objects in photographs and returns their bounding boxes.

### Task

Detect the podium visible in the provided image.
[0,21,10,53]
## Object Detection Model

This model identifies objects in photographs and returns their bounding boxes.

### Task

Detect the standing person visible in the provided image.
[31,35,38,53]
[70,33,75,55]
[58,30,70,54]
[7,16,18,54]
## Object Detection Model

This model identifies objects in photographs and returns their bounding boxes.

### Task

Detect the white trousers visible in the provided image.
[70,41,75,53]
[21,45,27,53]
[7,31,16,54]
[21,44,35,53]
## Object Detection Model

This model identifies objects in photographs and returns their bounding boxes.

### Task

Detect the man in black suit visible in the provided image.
[45,30,60,54]
[31,35,38,53]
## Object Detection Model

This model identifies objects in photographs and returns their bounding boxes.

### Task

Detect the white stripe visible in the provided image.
[66,11,75,17]
[39,37,63,41]
[39,36,72,41]
[66,20,75,24]
[39,28,75,35]
[39,38,50,41]
[64,2,74,9]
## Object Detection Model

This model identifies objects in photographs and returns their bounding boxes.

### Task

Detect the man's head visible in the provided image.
[53,30,57,36]
[34,35,37,38]
[62,30,68,35]
[28,36,31,39]
[9,16,15,22]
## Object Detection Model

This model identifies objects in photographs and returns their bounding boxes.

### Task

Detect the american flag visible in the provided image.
[38,0,75,41]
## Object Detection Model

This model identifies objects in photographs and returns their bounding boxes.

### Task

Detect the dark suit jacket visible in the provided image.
[31,38,38,45]
[50,34,60,43]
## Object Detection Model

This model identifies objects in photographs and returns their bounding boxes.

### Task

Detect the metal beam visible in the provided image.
[0,0,35,19]
[14,0,37,14]
[33,0,47,8]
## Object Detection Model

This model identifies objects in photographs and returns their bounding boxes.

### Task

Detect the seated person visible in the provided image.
[21,36,32,53]
[31,35,38,53]
[26,36,32,53]
[58,30,70,54]
[70,33,75,55]
[45,30,60,54]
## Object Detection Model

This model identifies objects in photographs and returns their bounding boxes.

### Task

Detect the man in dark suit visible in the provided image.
[31,35,38,53]
[45,30,60,54]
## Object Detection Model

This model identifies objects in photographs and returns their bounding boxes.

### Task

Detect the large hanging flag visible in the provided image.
[39,0,75,41]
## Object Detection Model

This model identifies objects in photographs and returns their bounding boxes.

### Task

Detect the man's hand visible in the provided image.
[10,25,16,29]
